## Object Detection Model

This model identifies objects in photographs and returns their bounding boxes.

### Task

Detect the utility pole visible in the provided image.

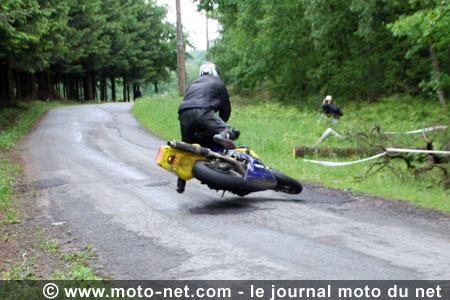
[176,0,186,96]
[206,14,209,51]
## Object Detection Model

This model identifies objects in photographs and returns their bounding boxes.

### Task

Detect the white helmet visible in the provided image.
[325,95,332,101]
[199,61,220,77]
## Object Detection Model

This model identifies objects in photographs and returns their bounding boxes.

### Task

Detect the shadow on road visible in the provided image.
[189,196,305,215]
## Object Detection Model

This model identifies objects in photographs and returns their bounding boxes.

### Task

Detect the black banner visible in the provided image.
[1,280,449,300]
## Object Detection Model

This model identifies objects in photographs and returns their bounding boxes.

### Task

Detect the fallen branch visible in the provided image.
[364,151,450,188]
[300,142,450,188]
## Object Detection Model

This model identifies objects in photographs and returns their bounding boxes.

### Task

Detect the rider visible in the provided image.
[176,61,240,193]
[319,95,343,123]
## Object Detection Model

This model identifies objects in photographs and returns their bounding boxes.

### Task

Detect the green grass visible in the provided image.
[0,101,62,149]
[25,227,101,280]
[36,227,60,254]
[53,242,100,280]
[1,257,38,280]
[132,93,450,212]
[0,101,103,280]
[1,101,62,223]
[131,93,182,140]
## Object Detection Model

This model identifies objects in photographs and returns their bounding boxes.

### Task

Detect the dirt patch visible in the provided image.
[0,186,64,278]
[0,153,103,279]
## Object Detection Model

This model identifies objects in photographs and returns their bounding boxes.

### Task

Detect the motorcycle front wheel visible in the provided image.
[192,160,248,196]
[270,168,303,194]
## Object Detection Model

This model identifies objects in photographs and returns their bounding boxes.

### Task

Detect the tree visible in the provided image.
[100,0,132,101]
[63,0,109,100]
[123,0,177,99]
[0,0,54,104]
[389,0,449,107]
[198,0,418,102]
[304,0,417,101]
[0,0,194,106]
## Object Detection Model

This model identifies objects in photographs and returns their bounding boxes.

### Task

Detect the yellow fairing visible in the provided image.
[155,145,205,180]
[235,147,260,159]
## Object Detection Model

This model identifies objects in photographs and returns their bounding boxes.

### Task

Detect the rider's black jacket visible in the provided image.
[178,75,231,122]
[319,102,343,119]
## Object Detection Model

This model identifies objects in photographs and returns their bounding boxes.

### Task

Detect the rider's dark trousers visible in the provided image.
[178,108,230,148]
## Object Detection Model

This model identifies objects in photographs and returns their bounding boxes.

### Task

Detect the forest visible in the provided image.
[198,0,449,106]
[1,0,449,107]
[0,0,177,107]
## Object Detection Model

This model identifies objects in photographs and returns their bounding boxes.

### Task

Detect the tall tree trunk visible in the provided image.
[80,78,84,100]
[15,69,21,100]
[45,70,56,100]
[100,77,104,101]
[67,74,73,99]
[100,76,107,101]
[0,65,4,100]
[127,82,130,102]
[37,70,56,100]
[63,74,68,99]
[72,75,77,100]
[7,60,15,105]
[75,77,80,100]
[133,83,142,99]
[84,70,94,100]
[23,71,31,100]
[74,77,78,100]
[111,76,116,102]
[79,77,83,100]
[19,71,28,100]
[0,64,7,106]
[83,75,88,101]
[53,81,59,99]
[354,87,362,103]
[154,81,158,94]
[31,73,37,100]
[37,71,43,100]
[123,77,127,102]
[429,43,446,107]
[92,72,97,100]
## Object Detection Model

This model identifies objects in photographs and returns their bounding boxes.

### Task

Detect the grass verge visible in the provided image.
[0,101,102,279]
[1,101,62,223]
[1,226,100,280]
[132,93,450,212]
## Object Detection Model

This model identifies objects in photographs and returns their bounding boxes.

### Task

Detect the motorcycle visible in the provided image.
[156,140,302,196]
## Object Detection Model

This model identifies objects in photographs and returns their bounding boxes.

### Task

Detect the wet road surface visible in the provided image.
[23,103,450,279]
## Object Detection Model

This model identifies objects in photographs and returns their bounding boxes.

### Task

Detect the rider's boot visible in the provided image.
[176,177,186,193]
[213,128,240,150]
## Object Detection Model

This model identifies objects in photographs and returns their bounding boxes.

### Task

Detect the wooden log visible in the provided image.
[293,146,383,158]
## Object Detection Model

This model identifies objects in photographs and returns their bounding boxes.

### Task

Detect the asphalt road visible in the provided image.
[22,103,450,279]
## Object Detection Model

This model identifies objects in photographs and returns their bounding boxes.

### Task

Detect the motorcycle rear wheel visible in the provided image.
[192,160,248,196]
[270,168,303,194]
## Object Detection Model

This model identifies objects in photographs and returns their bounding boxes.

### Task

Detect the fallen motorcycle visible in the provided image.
[156,140,302,196]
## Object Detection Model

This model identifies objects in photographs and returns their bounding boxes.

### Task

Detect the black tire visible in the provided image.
[270,168,303,194]
[192,160,248,196]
